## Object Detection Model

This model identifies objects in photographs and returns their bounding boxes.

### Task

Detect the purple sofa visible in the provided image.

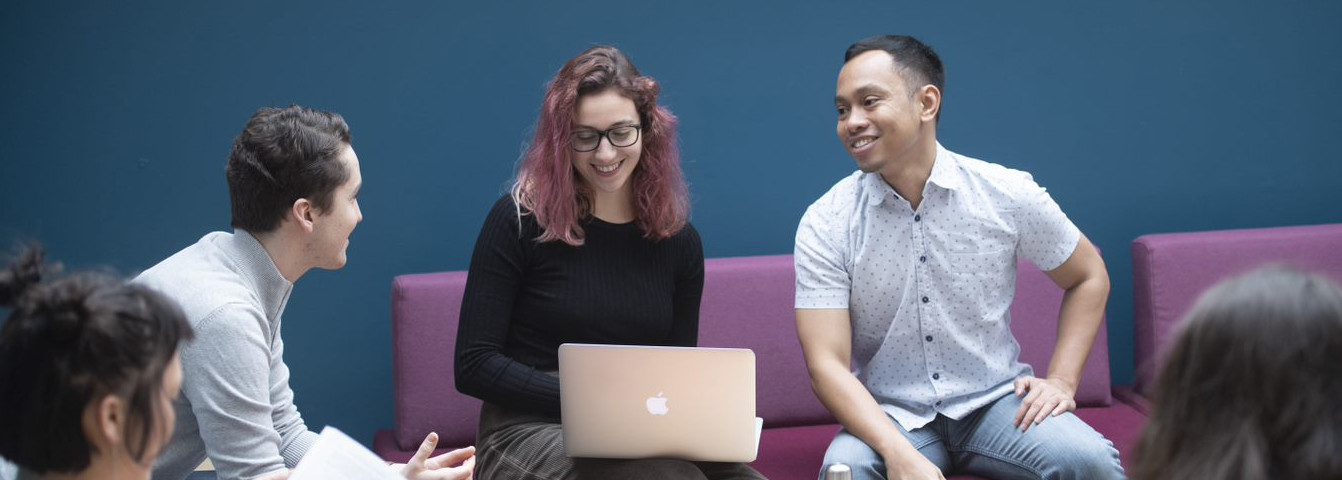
[1117,223,1342,412]
[374,254,1145,478]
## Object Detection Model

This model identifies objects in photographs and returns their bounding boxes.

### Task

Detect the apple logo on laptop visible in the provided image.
[646,392,669,415]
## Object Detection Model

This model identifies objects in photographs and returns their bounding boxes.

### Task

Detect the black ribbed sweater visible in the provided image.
[454,196,704,417]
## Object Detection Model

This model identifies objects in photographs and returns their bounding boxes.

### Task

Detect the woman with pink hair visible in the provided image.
[454,46,764,479]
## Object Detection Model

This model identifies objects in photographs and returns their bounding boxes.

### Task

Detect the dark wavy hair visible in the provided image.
[227,105,353,233]
[512,45,688,246]
[1134,266,1342,480]
[0,245,194,474]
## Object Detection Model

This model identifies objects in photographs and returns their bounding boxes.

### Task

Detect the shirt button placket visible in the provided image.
[912,209,941,396]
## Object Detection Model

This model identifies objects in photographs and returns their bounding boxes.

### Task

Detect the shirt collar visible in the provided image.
[926,142,964,192]
[863,142,962,204]
[224,229,294,321]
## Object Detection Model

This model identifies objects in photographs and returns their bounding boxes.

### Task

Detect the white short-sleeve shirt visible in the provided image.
[795,143,1080,430]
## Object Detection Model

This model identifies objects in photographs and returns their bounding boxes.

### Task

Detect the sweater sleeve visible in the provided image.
[455,196,563,416]
[268,327,321,469]
[182,304,315,480]
[668,224,704,347]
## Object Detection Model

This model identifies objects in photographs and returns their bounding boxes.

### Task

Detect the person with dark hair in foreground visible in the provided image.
[0,246,193,480]
[454,45,764,479]
[794,35,1124,479]
[137,105,474,480]
[1135,266,1342,480]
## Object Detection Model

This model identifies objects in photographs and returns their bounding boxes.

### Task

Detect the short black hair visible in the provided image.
[845,35,945,117]
[0,245,194,474]
[227,105,353,233]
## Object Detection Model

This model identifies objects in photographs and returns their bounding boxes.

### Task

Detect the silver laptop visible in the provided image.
[558,343,758,462]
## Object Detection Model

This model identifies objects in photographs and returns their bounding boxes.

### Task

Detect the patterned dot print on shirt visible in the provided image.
[795,145,1081,430]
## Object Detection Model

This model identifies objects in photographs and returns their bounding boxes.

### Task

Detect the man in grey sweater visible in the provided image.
[137,106,474,480]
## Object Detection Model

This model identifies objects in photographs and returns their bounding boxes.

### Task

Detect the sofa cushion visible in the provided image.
[390,271,481,451]
[698,253,1115,421]
[751,424,841,479]
[380,251,1127,463]
[1131,223,1342,395]
[698,255,834,428]
[1073,402,1145,472]
[1010,257,1113,407]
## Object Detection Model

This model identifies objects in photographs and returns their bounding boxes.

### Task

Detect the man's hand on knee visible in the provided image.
[884,449,945,480]
[1012,376,1077,432]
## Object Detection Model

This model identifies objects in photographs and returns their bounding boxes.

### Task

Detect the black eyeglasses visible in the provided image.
[570,125,642,152]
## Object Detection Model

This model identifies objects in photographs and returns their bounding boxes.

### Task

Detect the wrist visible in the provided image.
[1045,375,1078,395]
[876,440,922,464]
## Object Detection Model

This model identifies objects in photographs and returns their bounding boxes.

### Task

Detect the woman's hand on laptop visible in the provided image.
[399,432,476,480]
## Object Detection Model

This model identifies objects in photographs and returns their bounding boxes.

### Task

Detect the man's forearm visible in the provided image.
[1048,274,1109,388]
[810,363,920,462]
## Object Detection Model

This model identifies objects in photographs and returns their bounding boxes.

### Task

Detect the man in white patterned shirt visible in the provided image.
[795,35,1125,480]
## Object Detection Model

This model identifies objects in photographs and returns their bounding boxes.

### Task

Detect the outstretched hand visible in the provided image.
[258,470,291,480]
[401,432,476,480]
[1012,376,1077,432]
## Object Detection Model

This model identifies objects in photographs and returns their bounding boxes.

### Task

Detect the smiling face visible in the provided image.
[835,50,937,175]
[571,89,642,204]
[308,145,363,270]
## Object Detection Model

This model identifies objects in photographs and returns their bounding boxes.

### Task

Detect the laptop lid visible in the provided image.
[558,343,758,462]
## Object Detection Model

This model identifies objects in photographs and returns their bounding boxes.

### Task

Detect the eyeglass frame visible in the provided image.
[569,124,643,152]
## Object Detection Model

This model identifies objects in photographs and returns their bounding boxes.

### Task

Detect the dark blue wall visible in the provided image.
[3,1,1340,446]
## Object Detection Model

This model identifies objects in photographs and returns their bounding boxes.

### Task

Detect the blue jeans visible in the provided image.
[819,393,1125,480]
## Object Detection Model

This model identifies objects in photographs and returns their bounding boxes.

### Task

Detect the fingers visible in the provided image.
[1013,377,1080,432]
[1050,398,1074,417]
[258,470,291,480]
[1019,393,1047,432]
[1014,379,1043,427]
[1024,398,1058,432]
[461,456,476,479]
[424,445,476,470]
[421,463,475,480]
[410,432,440,465]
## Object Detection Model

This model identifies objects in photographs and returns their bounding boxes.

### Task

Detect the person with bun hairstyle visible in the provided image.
[1134,266,1342,480]
[0,246,194,480]
[453,45,765,479]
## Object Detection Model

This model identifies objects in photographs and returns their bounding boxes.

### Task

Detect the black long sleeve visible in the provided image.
[454,196,704,417]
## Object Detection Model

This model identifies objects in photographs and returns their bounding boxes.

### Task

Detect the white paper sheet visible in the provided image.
[289,426,403,480]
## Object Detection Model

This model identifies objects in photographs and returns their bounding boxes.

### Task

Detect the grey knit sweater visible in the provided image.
[136,231,318,480]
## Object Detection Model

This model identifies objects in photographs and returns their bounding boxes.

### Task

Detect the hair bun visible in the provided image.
[0,246,48,307]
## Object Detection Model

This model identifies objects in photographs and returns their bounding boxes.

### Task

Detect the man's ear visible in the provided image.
[291,198,316,233]
[918,84,942,122]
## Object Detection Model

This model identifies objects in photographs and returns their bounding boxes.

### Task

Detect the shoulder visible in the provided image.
[668,221,701,244]
[135,233,258,324]
[485,194,520,223]
[801,170,865,228]
[664,221,703,257]
[174,302,274,371]
[948,151,1045,209]
[483,194,539,235]
[193,302,271,338]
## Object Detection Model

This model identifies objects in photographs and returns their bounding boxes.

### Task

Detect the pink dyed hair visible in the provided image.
[511,45,689,246]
